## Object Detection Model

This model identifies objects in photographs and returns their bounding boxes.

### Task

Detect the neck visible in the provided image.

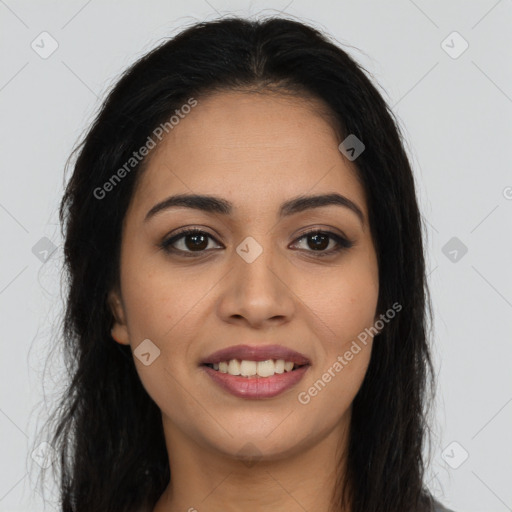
[152,414,351,512]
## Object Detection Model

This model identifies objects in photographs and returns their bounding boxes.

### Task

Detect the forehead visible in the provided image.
[129,90,367,220]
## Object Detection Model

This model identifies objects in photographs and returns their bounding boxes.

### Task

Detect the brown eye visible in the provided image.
[160,229,221,255]
[291,230,354,256]
[180,232,209,251]
[303,232,331,251]
[160,228,354,258]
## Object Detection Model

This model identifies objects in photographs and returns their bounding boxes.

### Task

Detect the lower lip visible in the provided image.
[201,365,310,399]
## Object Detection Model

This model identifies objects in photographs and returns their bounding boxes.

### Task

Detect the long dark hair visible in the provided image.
[36,15,437,512]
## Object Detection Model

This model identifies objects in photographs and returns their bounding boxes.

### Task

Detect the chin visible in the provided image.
[206,425,312,463]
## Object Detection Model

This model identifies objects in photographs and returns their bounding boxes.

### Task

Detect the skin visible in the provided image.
[109,90,380,512]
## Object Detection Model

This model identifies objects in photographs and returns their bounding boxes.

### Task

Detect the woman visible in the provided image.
[38,16,455,512]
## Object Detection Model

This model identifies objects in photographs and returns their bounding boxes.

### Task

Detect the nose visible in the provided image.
[216,240,295,329]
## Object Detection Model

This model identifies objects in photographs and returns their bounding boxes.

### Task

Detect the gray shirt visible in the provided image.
[433,498,456,512]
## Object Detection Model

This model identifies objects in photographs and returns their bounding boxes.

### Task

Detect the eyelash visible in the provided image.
[159,228,354,258]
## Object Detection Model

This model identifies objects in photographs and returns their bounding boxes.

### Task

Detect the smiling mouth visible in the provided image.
[203,359,309,378]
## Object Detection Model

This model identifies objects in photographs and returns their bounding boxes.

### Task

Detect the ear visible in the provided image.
[108,288,130,346]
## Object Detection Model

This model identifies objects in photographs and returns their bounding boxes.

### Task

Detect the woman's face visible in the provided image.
[110,90,380,462]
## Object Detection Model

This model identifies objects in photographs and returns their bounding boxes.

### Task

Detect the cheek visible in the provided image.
[301,345,372,434]
[121,257,204,342]
[299,315,374,424]
[296,260,379,343]
[294,259,377,409]
[119,264,204,413]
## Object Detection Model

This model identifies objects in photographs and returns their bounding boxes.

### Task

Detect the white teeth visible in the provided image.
[210,359,302,377]
[257,360,274,377]
[228,359,241,375]
[240,360,257,376]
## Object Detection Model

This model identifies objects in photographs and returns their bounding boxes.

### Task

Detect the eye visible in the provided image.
[159,228,222,256]
[159,228,354,257]
[291,229,354,257]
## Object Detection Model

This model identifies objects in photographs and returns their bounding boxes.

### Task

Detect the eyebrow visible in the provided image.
[144,192,365,226]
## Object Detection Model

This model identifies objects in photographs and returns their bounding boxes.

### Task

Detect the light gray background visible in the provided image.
[1,1,511,511]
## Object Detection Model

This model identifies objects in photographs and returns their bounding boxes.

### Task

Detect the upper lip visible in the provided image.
[201,344,311,365]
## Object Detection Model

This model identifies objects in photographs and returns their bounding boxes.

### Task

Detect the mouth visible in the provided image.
[200,344,311,399]
[201,344,311,367]
[202,359,309,378]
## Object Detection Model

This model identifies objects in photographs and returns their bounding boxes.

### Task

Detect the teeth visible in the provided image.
[228,359,241,375]
[240,360,257,376]
[210,359,301,378]
[284,361,294,372]
[256,360,274,377]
